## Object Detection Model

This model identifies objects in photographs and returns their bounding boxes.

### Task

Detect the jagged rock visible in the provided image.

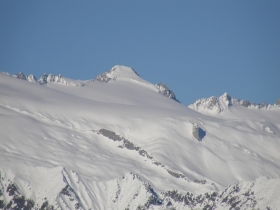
[189,92,278,113]
[194,179,207,184]
[12,72,27,80]
[10,71,83,86]
[0,165,278,209]
[98,128,123,141]
[26,74,37,83]
[38,73,48,85]
[37,73,84,87]
[160,177,277,210]
[221,92,232,106]
[189,96,222,113]
[275,99,280,106]
[95,72,111,82]
[240,99,250,107]
[98,128,193,182]
[155,83,179,102]
[0,182,41,210]
[12,72,38,83]
[192,123,206,141]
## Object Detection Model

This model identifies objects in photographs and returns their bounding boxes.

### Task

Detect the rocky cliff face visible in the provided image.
[155,83,179,102]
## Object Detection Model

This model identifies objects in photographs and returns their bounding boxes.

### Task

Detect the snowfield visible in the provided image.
[0,65,280,209]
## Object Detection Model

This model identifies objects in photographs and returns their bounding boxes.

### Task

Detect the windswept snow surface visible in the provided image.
[1,66,280,209]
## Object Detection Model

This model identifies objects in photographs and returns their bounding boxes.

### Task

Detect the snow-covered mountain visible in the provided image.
[94,65,179,102]
[189,92,280,115]
[11,65,179,102]
[1,65,280,209]
[94,65,142,83]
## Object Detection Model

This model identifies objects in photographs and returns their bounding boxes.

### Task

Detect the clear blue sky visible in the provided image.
[1,1,279,105]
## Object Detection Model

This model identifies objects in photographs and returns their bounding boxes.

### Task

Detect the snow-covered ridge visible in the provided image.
[8,65,180,102]
[161,176,280,209]
[189,92,280,113]
[38,73,84,87]
[95,65,179,102]
[1,167,278,210]
[12,72,84,87]
[0,167,162,210]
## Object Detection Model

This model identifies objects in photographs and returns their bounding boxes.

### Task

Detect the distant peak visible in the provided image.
[12,72,38,83]
[94,65,141,83]
[221,92,230,98]
[94,66,181,102]
[275,99,280,106]
[10,71,83,87]
[110,65,140,76]
[12,72,27,80]
[189,93,277,113]
[220,92,232,106]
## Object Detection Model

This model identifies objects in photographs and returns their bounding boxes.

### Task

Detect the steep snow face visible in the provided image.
[189,92,279,115]
[94,65,180,102]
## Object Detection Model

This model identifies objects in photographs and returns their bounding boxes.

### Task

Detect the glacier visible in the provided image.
[1,65,280,209]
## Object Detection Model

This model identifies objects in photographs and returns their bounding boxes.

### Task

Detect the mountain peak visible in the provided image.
[275,99,280,106]
[221,92,230,99]
[95,65,141,83]
[94,65,180,102]
[110,65,140,77]
[7,67,180,102]
[189,93,277,114]
[220,92,232,106]
[12,72,37,83]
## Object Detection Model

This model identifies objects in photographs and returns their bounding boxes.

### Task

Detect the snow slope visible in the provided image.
[1,66,280,209]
